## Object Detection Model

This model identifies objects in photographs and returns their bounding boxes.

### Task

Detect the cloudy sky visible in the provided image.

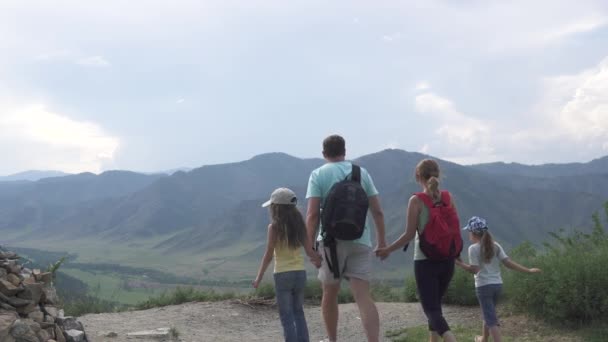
[1,0,607,175]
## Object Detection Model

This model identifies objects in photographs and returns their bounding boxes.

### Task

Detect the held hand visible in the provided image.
[375,241,387,251]
[529,268,542,274]
[375,247,392,260]
[252,278,261,289]
[309,253,322,268]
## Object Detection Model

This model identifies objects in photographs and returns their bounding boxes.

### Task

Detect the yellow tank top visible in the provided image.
[273,242,305,274]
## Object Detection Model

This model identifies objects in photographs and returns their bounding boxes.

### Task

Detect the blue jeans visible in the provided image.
[274,270,309,342]
[475,284,502,327]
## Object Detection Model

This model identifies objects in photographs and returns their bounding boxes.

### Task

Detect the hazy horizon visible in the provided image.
[1,1,607,175]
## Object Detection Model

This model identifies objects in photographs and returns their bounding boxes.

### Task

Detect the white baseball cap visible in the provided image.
[262,188,298,207]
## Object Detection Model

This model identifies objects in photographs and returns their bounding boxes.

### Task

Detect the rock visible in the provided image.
[40,321,55,329]
[42,306,59,319]
[126,328,170,340]
[54,326,66,342]
[56,318,84,332]
[0,252,19,260]
[0,279,20,296]
[37,328,50,341]
[8,264,21,275]
[0,310,19,341]
[0,268,7,280]
[27,310,44,324]
[22,319,41,333]
[6,297,32,308]
[105,331,118,338]
[35,273,52,286]
[9,319,38,342]
[7,273,21,287]
[17,283,44,303]
[65,329,85,342]
[16,302,38,315]
[22,277,37,286]
[42,288,59,305]
[1,303,16,311]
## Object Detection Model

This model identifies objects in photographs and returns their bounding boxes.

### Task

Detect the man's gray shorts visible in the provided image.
[318,240,372,284]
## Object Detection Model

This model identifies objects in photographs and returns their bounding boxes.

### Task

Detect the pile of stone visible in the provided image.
[0,250,88,342]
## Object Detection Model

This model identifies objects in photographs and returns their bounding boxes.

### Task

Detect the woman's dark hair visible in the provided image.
[323,135,346,158]
[270,204,307,249]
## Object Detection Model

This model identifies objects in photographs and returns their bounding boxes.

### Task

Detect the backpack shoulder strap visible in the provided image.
[440,191,452,207]
[351,164,361,183]
[415,192,435,209]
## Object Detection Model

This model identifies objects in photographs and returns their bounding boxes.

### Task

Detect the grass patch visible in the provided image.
[386,325,519,342]
[135,287,238,310]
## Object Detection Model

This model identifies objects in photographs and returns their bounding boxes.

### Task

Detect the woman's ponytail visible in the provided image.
[427,176,440,199]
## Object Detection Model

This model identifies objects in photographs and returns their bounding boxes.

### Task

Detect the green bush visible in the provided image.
[402,276,418,302]
[443,267,478,306]
[64,296,124,316]
[505,203,608,325]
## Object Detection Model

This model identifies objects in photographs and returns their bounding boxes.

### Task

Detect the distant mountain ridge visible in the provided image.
[1,150,607,278]
[0,170,70,182]
[471,155,608,177]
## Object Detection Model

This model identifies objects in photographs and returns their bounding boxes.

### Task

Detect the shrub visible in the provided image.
[505,203,608,325]
[443,267,478,306]
[402,276,418,302]
[63,296,123,316]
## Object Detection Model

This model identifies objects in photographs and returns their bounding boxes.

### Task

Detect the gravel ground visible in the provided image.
[80,301,480,342]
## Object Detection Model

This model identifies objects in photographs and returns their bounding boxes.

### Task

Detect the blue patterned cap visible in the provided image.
[463,216,488,234]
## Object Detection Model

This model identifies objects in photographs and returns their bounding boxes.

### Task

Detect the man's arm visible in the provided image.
[368,195,386,249]
[306,197,321,249]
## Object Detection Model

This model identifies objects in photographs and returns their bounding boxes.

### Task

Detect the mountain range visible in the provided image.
[1,150,607,279]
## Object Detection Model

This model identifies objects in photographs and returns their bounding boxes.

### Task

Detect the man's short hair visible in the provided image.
[323,135,346,158]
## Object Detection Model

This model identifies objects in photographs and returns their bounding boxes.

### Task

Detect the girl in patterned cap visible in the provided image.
[456,216,541,342]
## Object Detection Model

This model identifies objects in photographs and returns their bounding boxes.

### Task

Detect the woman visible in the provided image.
[376,159,458,342]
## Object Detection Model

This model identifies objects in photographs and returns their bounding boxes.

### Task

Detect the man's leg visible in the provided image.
[322,282,340,342]
[349,277,379,342]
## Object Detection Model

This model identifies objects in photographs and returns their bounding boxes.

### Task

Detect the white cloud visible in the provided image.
[76,56,110,67]
[415,81,431,91]
[414,91,497,164]
[176,98,185,104]
[540,15,608,44]
[0,104,119,173]
[528,56,608,152]
[382,32,401,43]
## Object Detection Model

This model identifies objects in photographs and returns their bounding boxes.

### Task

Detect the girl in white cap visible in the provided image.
[456,216,541,342]
[253,187,321,342]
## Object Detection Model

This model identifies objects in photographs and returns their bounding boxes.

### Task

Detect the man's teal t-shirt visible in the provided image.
[305,161,379,247]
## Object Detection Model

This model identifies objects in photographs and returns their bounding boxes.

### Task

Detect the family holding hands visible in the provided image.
[254,135,541,342]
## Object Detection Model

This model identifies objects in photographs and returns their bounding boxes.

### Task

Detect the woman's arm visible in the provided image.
[502,258,541,274]
[376,196,420,259]
[253,224,276,288]
[455,258,480,274]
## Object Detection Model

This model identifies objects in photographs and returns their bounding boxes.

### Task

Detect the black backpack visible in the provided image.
[321,164,369,278]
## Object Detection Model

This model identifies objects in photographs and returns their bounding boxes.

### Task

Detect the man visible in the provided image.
[306,134,387,342]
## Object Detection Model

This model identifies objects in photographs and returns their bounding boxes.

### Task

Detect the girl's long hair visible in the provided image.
[479,230,496,263]
[270,204,307,249]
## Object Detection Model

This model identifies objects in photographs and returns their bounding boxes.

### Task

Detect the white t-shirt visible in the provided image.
[468,242,509,288]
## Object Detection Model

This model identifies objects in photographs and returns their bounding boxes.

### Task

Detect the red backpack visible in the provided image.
[416,191,463,260]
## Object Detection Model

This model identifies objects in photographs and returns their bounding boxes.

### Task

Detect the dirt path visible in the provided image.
[80,301,480,342]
